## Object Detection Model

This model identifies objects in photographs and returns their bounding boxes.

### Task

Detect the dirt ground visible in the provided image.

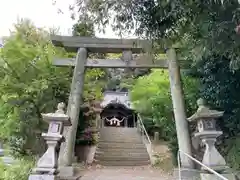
[76,140,175,180]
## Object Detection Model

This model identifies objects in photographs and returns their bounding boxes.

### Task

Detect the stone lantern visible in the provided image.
[29,102,71,180]
[188,98,236,180]
[188,98,227,171]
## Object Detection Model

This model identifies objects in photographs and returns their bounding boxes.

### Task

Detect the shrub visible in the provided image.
[0,158,34,180]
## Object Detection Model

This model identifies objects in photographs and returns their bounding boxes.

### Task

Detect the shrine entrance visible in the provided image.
[100,103,136,128]
[100,91,136,128]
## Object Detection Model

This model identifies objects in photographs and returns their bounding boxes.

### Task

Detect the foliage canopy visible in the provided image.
[0,19,104,156]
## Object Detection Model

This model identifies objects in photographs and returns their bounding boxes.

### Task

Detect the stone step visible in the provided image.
[99,130,139,135]
[100,128,138,132]
[100,127,138,131]
[98,139,142,143]
[95,151,149,158]
[100,132,140,135]
[96,147,147,153]
[100,133,140,137]
[95,154,149,160]
[95,155,149,161]
[100,134,140,138]
[97,142,145,149]
[96,160,150,166]
[99,137,142,143]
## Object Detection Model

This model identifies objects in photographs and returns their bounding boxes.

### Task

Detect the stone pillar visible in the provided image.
[166,48,194,168]
[124,117,128,127]
[0,141,3,157]
[58,48,87,177]
[153,132,159,144]
[133,115,136,128]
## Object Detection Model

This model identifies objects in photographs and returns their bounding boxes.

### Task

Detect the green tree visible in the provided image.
[72,21,95,36]
[193,53,240,170]
[0,19,72,156]
[131,69,199,162]
[0,19,105,156]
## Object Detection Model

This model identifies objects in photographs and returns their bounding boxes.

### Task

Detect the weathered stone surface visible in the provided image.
[58,48,87,172]
[0,142,4,156]
[52,57,171,68]
[50,35,152,53]
[94,127,150,166]
[188,98,224,122]
[58,166,75,177]
[29,174,59,180]
[189,99,228,172]
[167,48,194,168]
[153,132,159,143]
[29,103,70,178]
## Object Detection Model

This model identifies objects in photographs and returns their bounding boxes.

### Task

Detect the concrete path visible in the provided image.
[80,166,174,180]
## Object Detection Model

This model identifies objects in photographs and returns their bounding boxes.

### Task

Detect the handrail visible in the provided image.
[177,150,228,180]
[137,114,151,146]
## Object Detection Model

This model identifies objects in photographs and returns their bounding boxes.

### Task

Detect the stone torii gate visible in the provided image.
[50,35,194,177]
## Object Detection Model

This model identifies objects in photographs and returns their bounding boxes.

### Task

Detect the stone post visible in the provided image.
[166,48,194,168]
[153,132,159,144]
[124,118,128,127]
[0,141,3,157]
[28,103,71,180]
[0,141,15,165]
[133,115,136,128]
[58,48,87,177]
[188,98,236,180]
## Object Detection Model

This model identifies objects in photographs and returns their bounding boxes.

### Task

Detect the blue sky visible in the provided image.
[0,0,128,38]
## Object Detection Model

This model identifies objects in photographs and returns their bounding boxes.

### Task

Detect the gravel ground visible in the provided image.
[80,165,174,180]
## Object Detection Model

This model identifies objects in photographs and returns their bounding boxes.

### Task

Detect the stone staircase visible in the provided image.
[94,127,150,166]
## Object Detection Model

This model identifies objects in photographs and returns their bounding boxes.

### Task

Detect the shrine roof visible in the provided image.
[100,91,133,110]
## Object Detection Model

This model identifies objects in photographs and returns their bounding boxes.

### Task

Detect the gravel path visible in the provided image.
[80,165,174,180]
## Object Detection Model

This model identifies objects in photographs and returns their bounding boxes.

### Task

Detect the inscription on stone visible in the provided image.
[50,123,59,133]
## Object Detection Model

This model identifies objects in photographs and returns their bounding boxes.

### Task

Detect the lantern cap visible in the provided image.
[188,98,224,122]
[41,102,71,126]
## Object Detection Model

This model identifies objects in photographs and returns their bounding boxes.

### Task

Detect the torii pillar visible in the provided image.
[58,48,87,177]
[167,48,194,169]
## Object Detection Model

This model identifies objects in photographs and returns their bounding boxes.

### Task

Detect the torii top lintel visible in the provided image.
[51,35,152,53]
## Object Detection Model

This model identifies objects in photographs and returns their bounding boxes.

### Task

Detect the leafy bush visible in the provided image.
[193,53,240,170]
[75,109,99,146]
[0,158,34,180]
[0,19,105,157]
[0,20,72,157]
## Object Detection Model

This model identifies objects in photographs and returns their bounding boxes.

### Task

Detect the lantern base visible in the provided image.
[29,174,59,180]
[58,166,75,177]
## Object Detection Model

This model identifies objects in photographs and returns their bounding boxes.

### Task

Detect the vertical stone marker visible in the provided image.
[58,48,87,177]
[28,103,71,180]
[166,48,194,169]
